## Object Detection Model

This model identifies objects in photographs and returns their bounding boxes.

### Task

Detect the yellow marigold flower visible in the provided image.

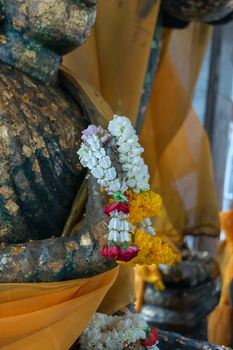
[118,229,180,266]
[128,190,162,226]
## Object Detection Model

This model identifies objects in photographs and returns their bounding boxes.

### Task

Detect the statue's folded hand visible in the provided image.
[0,172,116,283]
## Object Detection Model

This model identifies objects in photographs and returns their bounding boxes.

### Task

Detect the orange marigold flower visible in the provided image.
[118,229,180,266]
[128,190,162,226]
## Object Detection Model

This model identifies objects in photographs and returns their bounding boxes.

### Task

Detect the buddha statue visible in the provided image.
[0,0,116,282]
[162,0,233,22]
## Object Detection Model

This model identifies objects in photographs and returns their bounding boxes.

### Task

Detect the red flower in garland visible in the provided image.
[117,245,139,262]
[141,328,159,347]
[104,202,129,216]
[101,245,139,262]
[101,245,120,259]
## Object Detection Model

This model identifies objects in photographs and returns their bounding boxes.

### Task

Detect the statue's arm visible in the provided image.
[0,174,116,282]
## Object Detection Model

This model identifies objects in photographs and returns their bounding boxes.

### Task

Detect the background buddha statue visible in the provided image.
[0,0,116,282]
[162,0,233,22]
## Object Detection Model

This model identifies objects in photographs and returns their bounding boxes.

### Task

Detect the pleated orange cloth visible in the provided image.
[0,267,119,350]
[65,10,219,242]
[208,211,233,346]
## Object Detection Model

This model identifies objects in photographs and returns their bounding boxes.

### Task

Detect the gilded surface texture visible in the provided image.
[1,0,96,52]
[0,0,117,282]
[0,62,86,244]
[0,173,116,282]
[0,0,96,83]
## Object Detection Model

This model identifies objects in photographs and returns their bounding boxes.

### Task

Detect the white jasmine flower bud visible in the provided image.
[122,220,130,231]
[108,115,132,137]
[92,167,104,179]
[109,218,119,230]
[122,163,131,171]
[99,156,111,169]
[118,143,131,154]
[105,167,117,181]
[108,230,120,242]
[120,231,130,242]
[143,218,151,225]
[77,144,89,157]
[95,148,106,158]
[85,134,96,144]
[127,178,136,188]
[132,155,143,165]
[147,226,156,236]
[119,220,125,231]
[119,155,130,163]
[108,180,120,193]
[120,181,128,193]
[87,158,98,169]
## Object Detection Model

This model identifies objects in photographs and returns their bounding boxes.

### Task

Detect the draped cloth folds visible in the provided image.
[65,7,219,242]
[208,211,233,346]
[136,24,219,309]
[141,25,219,241]
[64,0,161,125]
[0,268,119,350]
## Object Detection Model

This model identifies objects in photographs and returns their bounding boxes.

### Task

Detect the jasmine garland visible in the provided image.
[77,115,163,264]
[79,312,160,350]
[108,115,150,193]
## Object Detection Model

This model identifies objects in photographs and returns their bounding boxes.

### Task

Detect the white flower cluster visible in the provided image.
[77,115,154,243]
[78,134,126,194]
[78,134,130,243]
[108,115,150,193]
[109,212,131,242]
[140,218,156,236]
[80,312,159,350]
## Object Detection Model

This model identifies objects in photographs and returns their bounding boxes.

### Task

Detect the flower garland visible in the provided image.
[79,312,160,350]
[78,115,178,265]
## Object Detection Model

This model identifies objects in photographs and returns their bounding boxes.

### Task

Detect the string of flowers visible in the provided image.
[79,312,160,350]
[78,124,133,249]
[77,115,179,266]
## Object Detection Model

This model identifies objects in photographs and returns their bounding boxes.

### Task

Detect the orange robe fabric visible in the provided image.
[65,6,218,242]
[208,211,233,346]
[0,268,118,350]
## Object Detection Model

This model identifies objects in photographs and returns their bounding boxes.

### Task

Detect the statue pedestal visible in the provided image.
[158,330,231,350]
[141,250,218,340]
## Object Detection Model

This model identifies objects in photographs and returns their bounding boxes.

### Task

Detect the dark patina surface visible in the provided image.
[159,250,214,287]
[158,330,231,350]
[0,63,118,282]
[141,250,218,339]
[0,63,86,244]
[144,279,216,309]
[0,0,119,282]
[0,0,96,84]
[162,0,233,22]
[0,173,116,282]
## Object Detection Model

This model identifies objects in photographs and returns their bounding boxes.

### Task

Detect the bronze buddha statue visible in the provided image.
[0,0,116,282]
[162,0,233,22]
